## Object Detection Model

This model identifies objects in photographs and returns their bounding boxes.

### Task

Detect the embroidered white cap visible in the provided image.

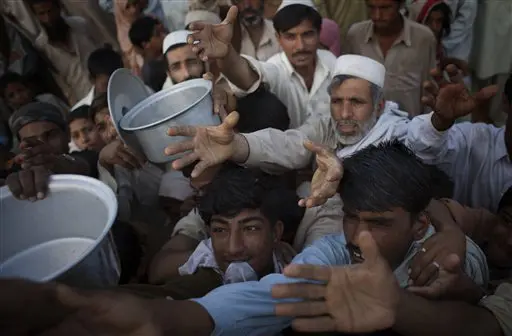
[333,55,386,88]
[277,0,316,13]
[162,30,191,54]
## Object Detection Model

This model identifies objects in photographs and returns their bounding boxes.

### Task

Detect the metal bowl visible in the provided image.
[119,78,220,164]
[0,175,119,289]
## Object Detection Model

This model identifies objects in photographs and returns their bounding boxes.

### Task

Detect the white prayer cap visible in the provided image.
[277,0,316,13]
[163,30,191,54]
[333,55,386,88]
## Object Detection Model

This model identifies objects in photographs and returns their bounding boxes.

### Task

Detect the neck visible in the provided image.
[244,21,264,45]
[294,56,317,82]
[374,16,404,37]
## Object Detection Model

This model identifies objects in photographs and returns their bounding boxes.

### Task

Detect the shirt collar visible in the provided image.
[364,16,412,47]
[240,19,275,49]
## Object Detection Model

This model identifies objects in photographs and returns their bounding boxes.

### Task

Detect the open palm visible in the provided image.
[188,6,238,60]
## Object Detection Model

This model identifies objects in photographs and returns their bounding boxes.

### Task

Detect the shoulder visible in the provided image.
[347,20,371,37]
[64,16,88,32]
[407,19,437,45]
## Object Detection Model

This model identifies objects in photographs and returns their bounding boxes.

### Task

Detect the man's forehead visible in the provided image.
[330,77,372,98]
[19,120,58,136]
[345,207,407,218]
[166,45,199,63]
[280,20,316,35]
[212,209,266,223]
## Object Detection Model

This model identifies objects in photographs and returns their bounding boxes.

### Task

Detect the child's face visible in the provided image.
[94,108,118,144]
[4,82,34,110]
[69,118,105,152]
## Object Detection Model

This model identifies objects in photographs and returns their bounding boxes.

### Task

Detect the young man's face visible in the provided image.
[30,0,61,27]
[4,82,34,110]
[166,45,205,84]
[425,9,445,40]
[93,74,110,96]
[209,208,283,277]
[235,0,264,27]
[367,0,402,30]
[93,108,117,144]
[69,118,105,152]
[343,207,428,269]
[146,23,167,55]
[277,19,319,69]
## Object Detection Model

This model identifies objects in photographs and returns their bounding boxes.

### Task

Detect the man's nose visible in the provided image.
[227,232,245,256]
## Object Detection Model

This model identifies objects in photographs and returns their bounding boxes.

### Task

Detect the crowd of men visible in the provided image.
[0,0,511,335]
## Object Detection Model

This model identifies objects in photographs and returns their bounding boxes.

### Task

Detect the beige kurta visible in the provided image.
[239,19,281,62]
[314,0,368,41]
[344,17,437,117]
[229,50,336,129]
[171,193,344,252]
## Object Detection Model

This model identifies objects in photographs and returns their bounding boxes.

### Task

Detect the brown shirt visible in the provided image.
[344,17,437,117]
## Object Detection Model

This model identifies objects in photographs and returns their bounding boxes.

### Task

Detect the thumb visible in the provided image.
[223,6,238,25]
[357,231,381,266]
[202,72,214,82]
[303,140,324,155]
[221,111,239,130]
[475,85,499,102]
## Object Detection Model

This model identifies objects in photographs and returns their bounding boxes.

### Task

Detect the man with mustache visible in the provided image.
[25,0,103,105]
[233,0,281,61]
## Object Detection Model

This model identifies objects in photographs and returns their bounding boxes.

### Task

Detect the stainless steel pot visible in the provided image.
[119,78,220,163]
[0,175,120,289]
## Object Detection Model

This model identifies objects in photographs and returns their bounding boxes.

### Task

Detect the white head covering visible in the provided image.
[333,55,386,88]
[277,0,316,13]
[162,30,191,54]
[185,10,222,28]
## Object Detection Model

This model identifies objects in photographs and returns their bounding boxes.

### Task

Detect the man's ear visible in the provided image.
[273,220,284,243]
[376,99,385,117]
[412,212,430,241]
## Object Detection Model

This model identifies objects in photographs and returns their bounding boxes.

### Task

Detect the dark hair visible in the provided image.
[236,87,290,132]
[0,72,27,97]
[68,105,91,124]
[129,16,160,49]
[26,0,60,8]
[273,4,322,34]
[498,186,512,212]
[87,45,124,79]
[198,163,300,232]
[505,73,512,106]
[89,93,109,121]
[427,164,454,199]
[429,2,452,37]
[339,140,433,216]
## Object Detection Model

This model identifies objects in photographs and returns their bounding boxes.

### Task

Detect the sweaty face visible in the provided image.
[235,0,264,27]
[425,9,444,40]
[277,20,319,69]
[93,109,118,144]
[343,208,428,270]
[18,121,68,154]
[487,206,512,268]
[4,82,34,110]
[69,118,105,152]
[367,0,402,30]
[210,208,283,277]
[166,45,205,84]
[330,78,379,145]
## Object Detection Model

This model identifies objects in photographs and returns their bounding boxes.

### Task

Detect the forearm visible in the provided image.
[218,45,259,91]
[393,291,502,336]
[149,299,214,335]
[148,250,193,285]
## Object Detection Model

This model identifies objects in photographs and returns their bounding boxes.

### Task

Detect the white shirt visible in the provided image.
[229,49,337,128]
[442,0,478,61]
[407,115,512,212]
[71,86,95,110]
[239,19,281,62]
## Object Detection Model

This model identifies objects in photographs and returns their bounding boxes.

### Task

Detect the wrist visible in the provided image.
[232,133,249,163]
[431,113,455,132]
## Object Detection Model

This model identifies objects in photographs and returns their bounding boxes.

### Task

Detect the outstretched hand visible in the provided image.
[187,6,238,61]
[299,140,343,208]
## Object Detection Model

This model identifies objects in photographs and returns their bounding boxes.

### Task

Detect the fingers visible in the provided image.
[357,231,381,266]
[475,84,499,102]
[6,172,23,199]
[191,159,213,178]
[292,316,337,333]
[283,264,332,282]
[221,111,240,131]
[222,6,238,25]
[272,283,326,300]
[117,150,141,169]
[303,140,324,155]
[442,253,461,272]
[19,169,36,201]
[56,285,94,311]
[33,166,50,200]
[299,195,327,208]
[421,80,438,109]
[171,152,199,171]
[164,140,195,156]
[167,125,198,137]
[275,301,328,317]
[409,245,438,282]
[187,21,207,32]
[202,72,214,81]
[411,262,440,287]
[444,64,464,84]
[406,284,440,298]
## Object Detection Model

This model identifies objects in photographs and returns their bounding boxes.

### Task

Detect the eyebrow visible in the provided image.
[211,216,265,225]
